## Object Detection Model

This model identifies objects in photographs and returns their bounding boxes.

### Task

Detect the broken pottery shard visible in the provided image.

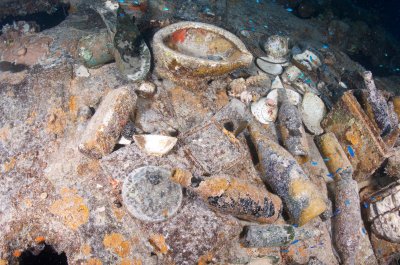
[315,132,353,176]
[267,88,302,106]
[277,87,309,157]
[153,21,253,88]
[241,224,320,248]
[122,166,182,222]
[248,122,326,226]
[255,58,283,75]
[171,169,282,223]
[361,71,392,136]
[321,91,389,182]
[333,168,361,265]
[300,93,326,135]
[114,7,150,82]
[133,135,177,156]
[365,182,400,243]
[78,87,136,159]
[293,50,321,72]
[77,31,114,68]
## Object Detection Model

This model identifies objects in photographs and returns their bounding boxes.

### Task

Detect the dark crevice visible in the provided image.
[0,4,69,34]
[244,133,259,166]
[20,244,68,265]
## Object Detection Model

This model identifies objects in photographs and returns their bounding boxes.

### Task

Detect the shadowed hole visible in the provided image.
[20,244,68,265]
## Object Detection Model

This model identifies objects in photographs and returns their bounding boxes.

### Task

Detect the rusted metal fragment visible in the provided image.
[321,91,389,182]
[78,87,137,159]
[370,232,400,264]
[248,121,326,226]
[171,169,282,224]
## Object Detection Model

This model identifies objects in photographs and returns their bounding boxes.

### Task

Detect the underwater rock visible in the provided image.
[133,135,177,156]
[240,224,320,247]
[361,71,393,137]
[248,122,326,225]
[153,21,253,88]
[171,169,282,224]
[78,87,137,159]
[261,35,290,64]
[122,166,182,222]
[77,31,114,69]
[114,7,151,82]
[293,50,321,72]
[277,87,309,157]
[255,58,283,75]
[300,93,326,135]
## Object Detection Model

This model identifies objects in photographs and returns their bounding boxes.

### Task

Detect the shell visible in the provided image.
[133,135,177,156]
[300,93,326,135]
[251,97,278,124]
[255,58,283,75]
[267,88,302,106]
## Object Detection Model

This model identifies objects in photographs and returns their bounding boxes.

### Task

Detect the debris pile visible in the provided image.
[1,1,400,264]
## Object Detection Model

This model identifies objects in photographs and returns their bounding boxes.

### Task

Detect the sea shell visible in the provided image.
[267,88,302,106]
[255,58,283,75]
[133,135,177,156]
[251,97,278,124]
[300,93,326,135]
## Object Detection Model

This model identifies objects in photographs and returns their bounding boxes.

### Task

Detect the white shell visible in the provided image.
[293,50,321,71]
[251,97,278,124]
[300,93,326,135]
[118,136,132,145]
[137,81,156,97]
[256,58,283,75]
[267,88,302,106]
[133,135,177,156]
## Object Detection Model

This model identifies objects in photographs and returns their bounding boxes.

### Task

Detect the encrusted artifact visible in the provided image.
[78,87,137,159]
[122,166,182,222]
[114,7,151,81]
[241,224,320,247]
[277,86,309,157]
[360,71,393,136]
[249,121,326,225]
[153,21,253,88]
[171,169,282,223]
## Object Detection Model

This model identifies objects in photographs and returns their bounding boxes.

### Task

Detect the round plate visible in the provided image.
[122,166,183,222]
